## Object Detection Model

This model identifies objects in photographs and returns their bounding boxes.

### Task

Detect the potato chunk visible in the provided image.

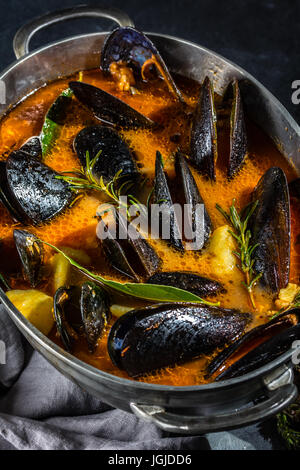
[6,289,53,335]
[275,283,300,310]
[207,225,237,276]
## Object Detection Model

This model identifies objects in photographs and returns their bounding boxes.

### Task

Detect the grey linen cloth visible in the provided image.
[0,306,284,450]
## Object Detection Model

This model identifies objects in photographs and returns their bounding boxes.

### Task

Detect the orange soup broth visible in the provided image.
[0,69,299,386]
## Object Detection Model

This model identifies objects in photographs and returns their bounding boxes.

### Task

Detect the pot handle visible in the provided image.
[130,365,298,434]
[13,5,135,59]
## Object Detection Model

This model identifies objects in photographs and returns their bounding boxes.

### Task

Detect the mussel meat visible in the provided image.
[208,309,299,380]
[54,282,111,353]
[14,229,44,288]
[74,125,139,183]
[101,26,183,101]
[190,76,217,181]
[108,303,251,377]
[69,81,156,129]
[147,271,225,298]
[249,167,290,293]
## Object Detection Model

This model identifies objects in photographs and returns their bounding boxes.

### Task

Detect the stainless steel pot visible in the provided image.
[0,5,299,435]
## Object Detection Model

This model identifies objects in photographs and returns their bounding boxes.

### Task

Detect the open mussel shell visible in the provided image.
[108,303,251,377]
[19,137,42,159]
[14,229,44,288]
[54,283,110,353]
[225,80,247,179]
[154,151,184,251]
[69,81,156,129]
[99,211,161,281]
[208,309,300,381]
[74,126,139,183]
[80,282,111,353]
[4,152,74,224]
[190,76,217,181]
[147,272,225,298]
[175,150,212,248]
[53,286,81,352]
[101,26,183,102]
[249,167,290,293]
[0,138,43,222]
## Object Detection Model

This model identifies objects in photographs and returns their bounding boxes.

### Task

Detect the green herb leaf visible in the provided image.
[216,199,262,310]
[41,88,73,157]
[40,239,220,305]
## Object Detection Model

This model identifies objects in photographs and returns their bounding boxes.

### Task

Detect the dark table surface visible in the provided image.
[0,0,299,123]
[0,0,298,450]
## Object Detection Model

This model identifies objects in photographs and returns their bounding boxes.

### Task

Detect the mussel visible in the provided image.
[147,272,225,298]
[175,150,212,247]
[225,80,247,179]
[20,136,42,159]
[101,26,183,101]
[74,126,139,183]
[0,147,73,224]
[54,282,111,353]
[190,76,217,181]
[249,167,290,293]
[208,309,300,380]
[14,229,43,288]
[154,150,212,250]
[69,81,155,129]
[108,303,251,377]
[98,211,161,281]
[154,151,183,251]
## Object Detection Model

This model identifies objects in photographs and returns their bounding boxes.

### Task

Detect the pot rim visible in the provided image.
[0,30,298,392]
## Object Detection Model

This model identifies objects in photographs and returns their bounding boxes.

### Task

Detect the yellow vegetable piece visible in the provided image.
[275,283,300,310]
[51,247,91,293]
[6,289,54,335]
[207,225,236,276]
[110,304,133,318]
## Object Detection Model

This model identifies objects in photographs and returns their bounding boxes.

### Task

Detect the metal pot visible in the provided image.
[0,5,299,435]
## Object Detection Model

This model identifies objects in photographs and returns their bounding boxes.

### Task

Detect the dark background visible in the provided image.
[0,0,299,122]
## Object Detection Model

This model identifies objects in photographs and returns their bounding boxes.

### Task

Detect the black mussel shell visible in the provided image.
[99,211,160,280]
[0,161,25,222]
[69,81,155,129]
[14,229,44,288]
[5,152,73,224]
[80,282,111,353]
[101,27,183,101]
[212,311,300,381]
[190,76,217,181]
[154,151,184,251]
[20,137,42,159]
[175,150,212,248]
[225,80,247,179]
[208,310,298,378]
[147,272,225,298]
[108,303,251,377]
[74,126,139,183]
[249,167,290,293]
[53,286,82,353]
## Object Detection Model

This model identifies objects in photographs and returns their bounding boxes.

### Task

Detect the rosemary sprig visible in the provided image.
[216,199,262,309]
[56,150,147,217]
